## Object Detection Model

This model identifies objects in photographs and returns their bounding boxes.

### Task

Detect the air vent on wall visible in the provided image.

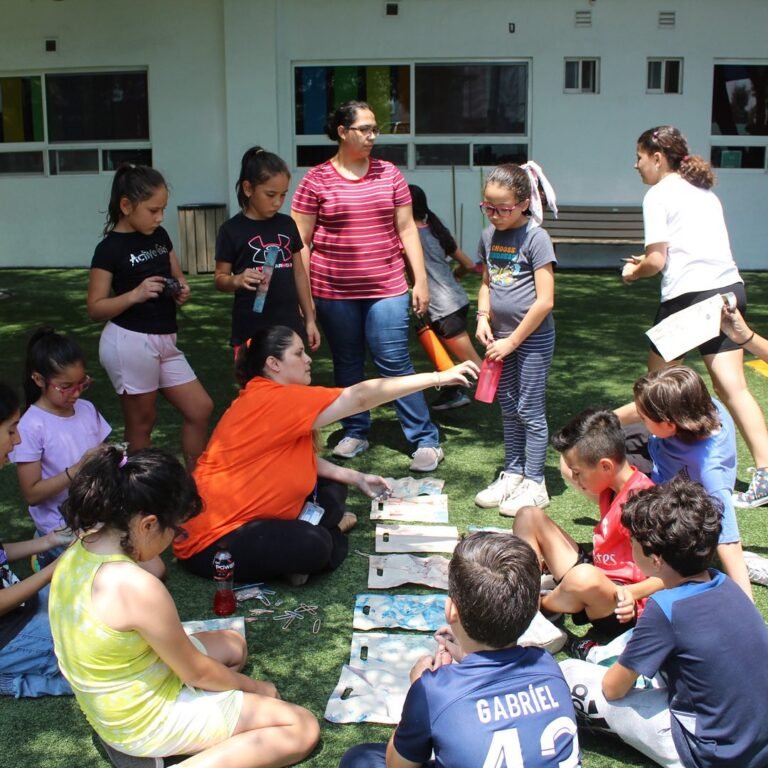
[385,2,399,16]
[658,11,676,28]
[575,10,592,28]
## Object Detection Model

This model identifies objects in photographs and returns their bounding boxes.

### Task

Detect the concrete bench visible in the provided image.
[544,205,644,246]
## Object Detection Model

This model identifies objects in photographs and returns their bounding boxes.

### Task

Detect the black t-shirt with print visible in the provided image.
[216,213,304,346]
[91,227,177,334]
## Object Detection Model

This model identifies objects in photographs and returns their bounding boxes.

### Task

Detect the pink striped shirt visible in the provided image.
[291,158,411,300]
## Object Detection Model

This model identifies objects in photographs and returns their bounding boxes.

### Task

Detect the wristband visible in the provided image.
[65,467,73,482]
[434,372,442,391]
[476,311,489,319]
[739,331,756,347]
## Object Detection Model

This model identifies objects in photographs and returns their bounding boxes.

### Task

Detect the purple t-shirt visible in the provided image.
[9,400,111,534]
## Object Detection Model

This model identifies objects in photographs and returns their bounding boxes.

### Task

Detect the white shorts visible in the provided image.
[105,636,244,758]
[99,322,197,395]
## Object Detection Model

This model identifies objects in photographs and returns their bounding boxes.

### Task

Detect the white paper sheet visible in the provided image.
[645,294,723,362]
[375,523,459,553]
[353,593,447,631]
[367,553,450,590]
[370,494,449,523]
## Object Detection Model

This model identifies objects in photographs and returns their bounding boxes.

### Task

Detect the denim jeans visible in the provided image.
[0,586,71,698]
[315,293,440,448]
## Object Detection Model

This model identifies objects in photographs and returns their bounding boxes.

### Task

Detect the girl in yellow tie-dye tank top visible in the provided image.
[49,446,318,767]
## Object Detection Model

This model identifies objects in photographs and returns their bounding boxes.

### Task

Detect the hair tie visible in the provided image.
[652,130,659,139]
[682,154,690,162]
[119,452,128,469]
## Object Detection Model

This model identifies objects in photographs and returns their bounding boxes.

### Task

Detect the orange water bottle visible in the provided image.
[415,318,454,371]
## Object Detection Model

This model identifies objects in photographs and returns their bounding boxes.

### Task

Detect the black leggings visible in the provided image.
[179,479,349,581]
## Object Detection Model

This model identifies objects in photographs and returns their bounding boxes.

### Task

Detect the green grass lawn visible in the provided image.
[1,268,767,767]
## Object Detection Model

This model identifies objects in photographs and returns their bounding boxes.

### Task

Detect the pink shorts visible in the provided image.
[99,322,197,395]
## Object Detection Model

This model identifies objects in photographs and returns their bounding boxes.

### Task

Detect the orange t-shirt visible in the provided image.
[174,377,342,559]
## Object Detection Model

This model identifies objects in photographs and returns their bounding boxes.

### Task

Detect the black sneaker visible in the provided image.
[431,387,471,411]
[566,635,599,660]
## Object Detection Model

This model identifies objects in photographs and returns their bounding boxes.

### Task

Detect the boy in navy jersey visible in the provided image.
[562,478,768,768]
[341,532,580,768]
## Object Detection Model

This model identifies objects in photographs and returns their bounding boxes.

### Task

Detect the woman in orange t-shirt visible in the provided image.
[175,326,478,585]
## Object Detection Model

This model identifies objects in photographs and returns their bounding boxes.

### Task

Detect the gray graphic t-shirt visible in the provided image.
[477,222,556,338]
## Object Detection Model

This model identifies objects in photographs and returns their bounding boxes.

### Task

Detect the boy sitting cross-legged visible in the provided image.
[513,409,662,638]
[340,532,581,768]
[561,477,768,768]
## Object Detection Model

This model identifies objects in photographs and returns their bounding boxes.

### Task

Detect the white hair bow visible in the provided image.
[521,161,558,228]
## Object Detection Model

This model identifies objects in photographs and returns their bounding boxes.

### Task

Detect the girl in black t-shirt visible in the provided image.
[214,147,319,354]
[86,164,212,470]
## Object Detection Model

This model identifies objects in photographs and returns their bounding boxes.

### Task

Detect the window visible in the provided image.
[564,58,599,93]
[711,62,768,170]
[0,70,151,175]
[294,65,410,136]
[647,59,682,94]
[414,64,527,135]
[294,61,530,168]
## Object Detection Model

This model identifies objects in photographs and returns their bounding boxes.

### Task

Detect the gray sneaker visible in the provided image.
[410,446,445,472]
[744,550,768,587]
[332,436,369,459]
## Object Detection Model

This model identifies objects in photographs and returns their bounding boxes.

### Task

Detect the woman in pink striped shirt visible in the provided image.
[291,101,443,473]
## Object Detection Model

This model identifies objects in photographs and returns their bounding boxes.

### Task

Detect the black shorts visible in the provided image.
[429,304,469,339]
[557,546,637,639]
[649,281,746,357]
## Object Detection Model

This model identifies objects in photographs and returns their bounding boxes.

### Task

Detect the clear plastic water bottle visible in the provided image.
[212,549,236,616]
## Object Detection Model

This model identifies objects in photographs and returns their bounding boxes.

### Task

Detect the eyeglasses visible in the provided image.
[171,525,189,543]
[347,124,381,138]
[479,201,525,218]
[48,375,93,395]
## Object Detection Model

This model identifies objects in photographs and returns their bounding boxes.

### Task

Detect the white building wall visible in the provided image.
[0,0,228,267]
[1,0,767,268]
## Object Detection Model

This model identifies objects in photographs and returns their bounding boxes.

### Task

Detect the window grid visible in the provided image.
[293,61,531,169]
[0,70,150,176]
[564,58,599,94]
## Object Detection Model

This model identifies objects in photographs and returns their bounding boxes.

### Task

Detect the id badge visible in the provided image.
[298,500,325,525]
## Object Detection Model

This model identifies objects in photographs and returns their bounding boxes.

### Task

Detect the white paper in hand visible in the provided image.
[645,294,723,362]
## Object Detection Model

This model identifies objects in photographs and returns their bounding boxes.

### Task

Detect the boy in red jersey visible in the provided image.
[513,409,661,637]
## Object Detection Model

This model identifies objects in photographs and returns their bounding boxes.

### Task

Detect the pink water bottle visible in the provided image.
[212,549,236,616]
[475,358,502,403]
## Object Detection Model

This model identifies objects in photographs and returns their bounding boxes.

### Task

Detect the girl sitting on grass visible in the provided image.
[0,381,72,698]
[49,445,318,767]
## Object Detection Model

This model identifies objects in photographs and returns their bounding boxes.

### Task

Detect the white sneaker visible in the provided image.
[499,478,550,518]
[744,550,768,587]
[332,436,369,459]
[410,446,445,472]
[474,471,524,508]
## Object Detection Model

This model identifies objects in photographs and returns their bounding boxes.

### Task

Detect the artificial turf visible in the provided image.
[0,268,766,767]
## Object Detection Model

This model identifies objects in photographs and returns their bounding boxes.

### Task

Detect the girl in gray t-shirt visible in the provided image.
[475,163,558,516]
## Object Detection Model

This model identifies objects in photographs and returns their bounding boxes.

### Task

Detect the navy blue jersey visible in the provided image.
[394,646,580,768]
[620,570,768,768]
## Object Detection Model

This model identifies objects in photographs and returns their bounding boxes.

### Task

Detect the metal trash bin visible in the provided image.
[177,203,227,274]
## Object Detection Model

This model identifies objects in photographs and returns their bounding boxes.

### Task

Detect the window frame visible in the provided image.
[646,58,683,94]
[0,68,151,177]
[710,59,768,172]
[563,57,600,94]
[292,59,531,170]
